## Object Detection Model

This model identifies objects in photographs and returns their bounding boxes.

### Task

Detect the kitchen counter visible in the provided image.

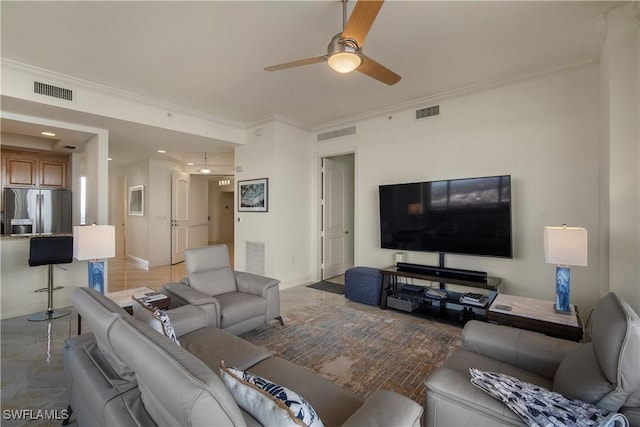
[0,237,87,319]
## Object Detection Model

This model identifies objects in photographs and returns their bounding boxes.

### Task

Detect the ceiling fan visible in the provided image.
[264,0,400,86]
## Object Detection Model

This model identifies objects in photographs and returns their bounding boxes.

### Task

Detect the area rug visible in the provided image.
[241,305,461,402]
[306,281,345,294]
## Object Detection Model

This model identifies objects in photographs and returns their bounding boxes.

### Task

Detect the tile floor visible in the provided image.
[1,252,458,426]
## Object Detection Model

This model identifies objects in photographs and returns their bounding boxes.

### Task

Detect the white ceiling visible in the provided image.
[0,1,622,169]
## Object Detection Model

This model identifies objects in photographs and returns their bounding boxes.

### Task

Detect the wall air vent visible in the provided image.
[317,126,356,142]
[416,105,439,120]
[246,241,265,276]
[34,81,73,101]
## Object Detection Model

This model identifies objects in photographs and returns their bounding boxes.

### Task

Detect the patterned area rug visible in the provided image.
[241,305,462,403]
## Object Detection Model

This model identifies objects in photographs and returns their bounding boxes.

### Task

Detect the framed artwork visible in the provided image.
[238,178,268,212]
[128,185,144,216]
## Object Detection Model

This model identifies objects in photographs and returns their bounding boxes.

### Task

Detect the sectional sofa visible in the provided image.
[63,287,423,426]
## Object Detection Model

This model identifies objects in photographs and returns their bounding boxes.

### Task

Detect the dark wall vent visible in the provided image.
[317,126,356,142]
[34,81,73,101]
[416,105,439,119]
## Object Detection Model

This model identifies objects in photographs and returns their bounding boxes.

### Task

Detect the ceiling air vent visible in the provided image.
[34,81,73,101]
[317,126,356,142]
[416,105,439,120]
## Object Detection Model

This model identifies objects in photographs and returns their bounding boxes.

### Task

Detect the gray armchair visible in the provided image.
[162,244,283,335]
[425,292,640,426]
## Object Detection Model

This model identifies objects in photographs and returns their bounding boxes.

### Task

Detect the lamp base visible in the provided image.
[28,308,71,322]
[555,265,571,314]
[88,260,105,294]
[554,304,573,315]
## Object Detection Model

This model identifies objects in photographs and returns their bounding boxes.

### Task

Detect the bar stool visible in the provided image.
[28,235,74,321]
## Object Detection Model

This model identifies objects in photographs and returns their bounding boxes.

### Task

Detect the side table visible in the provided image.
[77,287,170,335]
[487,293,583,341]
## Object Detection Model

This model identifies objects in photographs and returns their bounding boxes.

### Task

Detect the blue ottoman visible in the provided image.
[345,267,382,306]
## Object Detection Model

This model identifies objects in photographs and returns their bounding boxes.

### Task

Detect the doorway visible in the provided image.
[320,153,355,280]
[208,180,235,245]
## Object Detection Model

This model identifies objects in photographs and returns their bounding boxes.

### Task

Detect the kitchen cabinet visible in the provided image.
[2,150,69,189]
[1,149,71,210]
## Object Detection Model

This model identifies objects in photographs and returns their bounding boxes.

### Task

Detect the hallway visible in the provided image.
[107,242,233,293]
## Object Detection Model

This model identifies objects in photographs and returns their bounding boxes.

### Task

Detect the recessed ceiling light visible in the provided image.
[187,162,195,166]
[41,131,56,137]
[108,157,113,161]
[157,149,167,154]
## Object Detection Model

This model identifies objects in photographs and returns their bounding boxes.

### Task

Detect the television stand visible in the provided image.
[379,266,502,324]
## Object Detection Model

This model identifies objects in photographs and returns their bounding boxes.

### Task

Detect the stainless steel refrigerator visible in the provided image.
[4,187,72,236]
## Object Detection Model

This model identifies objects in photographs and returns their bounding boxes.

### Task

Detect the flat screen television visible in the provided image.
[379,175,512,258]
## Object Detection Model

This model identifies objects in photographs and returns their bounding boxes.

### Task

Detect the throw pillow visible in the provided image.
[220,361,323,427]
[131,297,180,346]
[469,368,628,427]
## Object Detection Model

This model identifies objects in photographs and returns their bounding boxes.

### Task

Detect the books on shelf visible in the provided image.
[460,293,489,307]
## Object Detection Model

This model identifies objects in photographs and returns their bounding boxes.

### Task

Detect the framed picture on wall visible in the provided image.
[128,185,144,216]
[238,178,268,212]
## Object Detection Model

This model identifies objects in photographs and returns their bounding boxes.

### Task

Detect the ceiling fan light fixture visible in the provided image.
[327,34,362,73]
[328,52,362,73]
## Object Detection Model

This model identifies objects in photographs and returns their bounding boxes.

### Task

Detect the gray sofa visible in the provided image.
[162,245,282,336]
[425,292,640,426]
[64,287,422,426]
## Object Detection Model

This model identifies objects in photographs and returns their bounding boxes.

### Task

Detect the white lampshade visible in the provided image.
[544,226,588,267]
[73,225,116,260]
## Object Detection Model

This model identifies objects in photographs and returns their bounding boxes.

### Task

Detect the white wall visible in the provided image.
[312,67,603,314]
[148,159,173,266]
[125,160,149,263]
[235,121,277,276]
[235,119,313,287]
[599,4,640,313]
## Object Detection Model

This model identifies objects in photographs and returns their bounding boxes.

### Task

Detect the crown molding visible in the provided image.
[312,56,596,133]
[246,113,310,131]
[1,58,246,130]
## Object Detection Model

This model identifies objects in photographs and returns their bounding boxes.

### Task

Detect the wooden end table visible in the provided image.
[77,287,170,335]
[487,293,583,341]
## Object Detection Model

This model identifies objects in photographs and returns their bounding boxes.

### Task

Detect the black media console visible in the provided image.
[380,264,502,324]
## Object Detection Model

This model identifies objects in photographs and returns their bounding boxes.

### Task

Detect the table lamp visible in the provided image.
[544,225,588,314]
[73,224,115,294]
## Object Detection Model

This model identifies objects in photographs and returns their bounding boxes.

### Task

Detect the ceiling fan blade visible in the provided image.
[341,0,384,47]
[264,55,327,72]
[357,55,401,85]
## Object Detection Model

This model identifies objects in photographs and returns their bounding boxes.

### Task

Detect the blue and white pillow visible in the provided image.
[469,368,628,427]
[220,361,323,427]
[131,297,180,346]
[152,309,180,346]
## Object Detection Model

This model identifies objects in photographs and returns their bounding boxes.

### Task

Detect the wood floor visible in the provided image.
[106,242,233,293]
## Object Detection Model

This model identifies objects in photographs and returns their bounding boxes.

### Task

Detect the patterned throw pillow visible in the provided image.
[152,309,180,346]
[131,297,180,346]
[469,368,627,427]
[220,361,323,427]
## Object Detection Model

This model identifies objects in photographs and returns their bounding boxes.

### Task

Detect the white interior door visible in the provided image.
[171,171,190,264]
[321,155,354,279]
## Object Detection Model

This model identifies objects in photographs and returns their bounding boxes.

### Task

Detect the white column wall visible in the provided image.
[600,4,640,313]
